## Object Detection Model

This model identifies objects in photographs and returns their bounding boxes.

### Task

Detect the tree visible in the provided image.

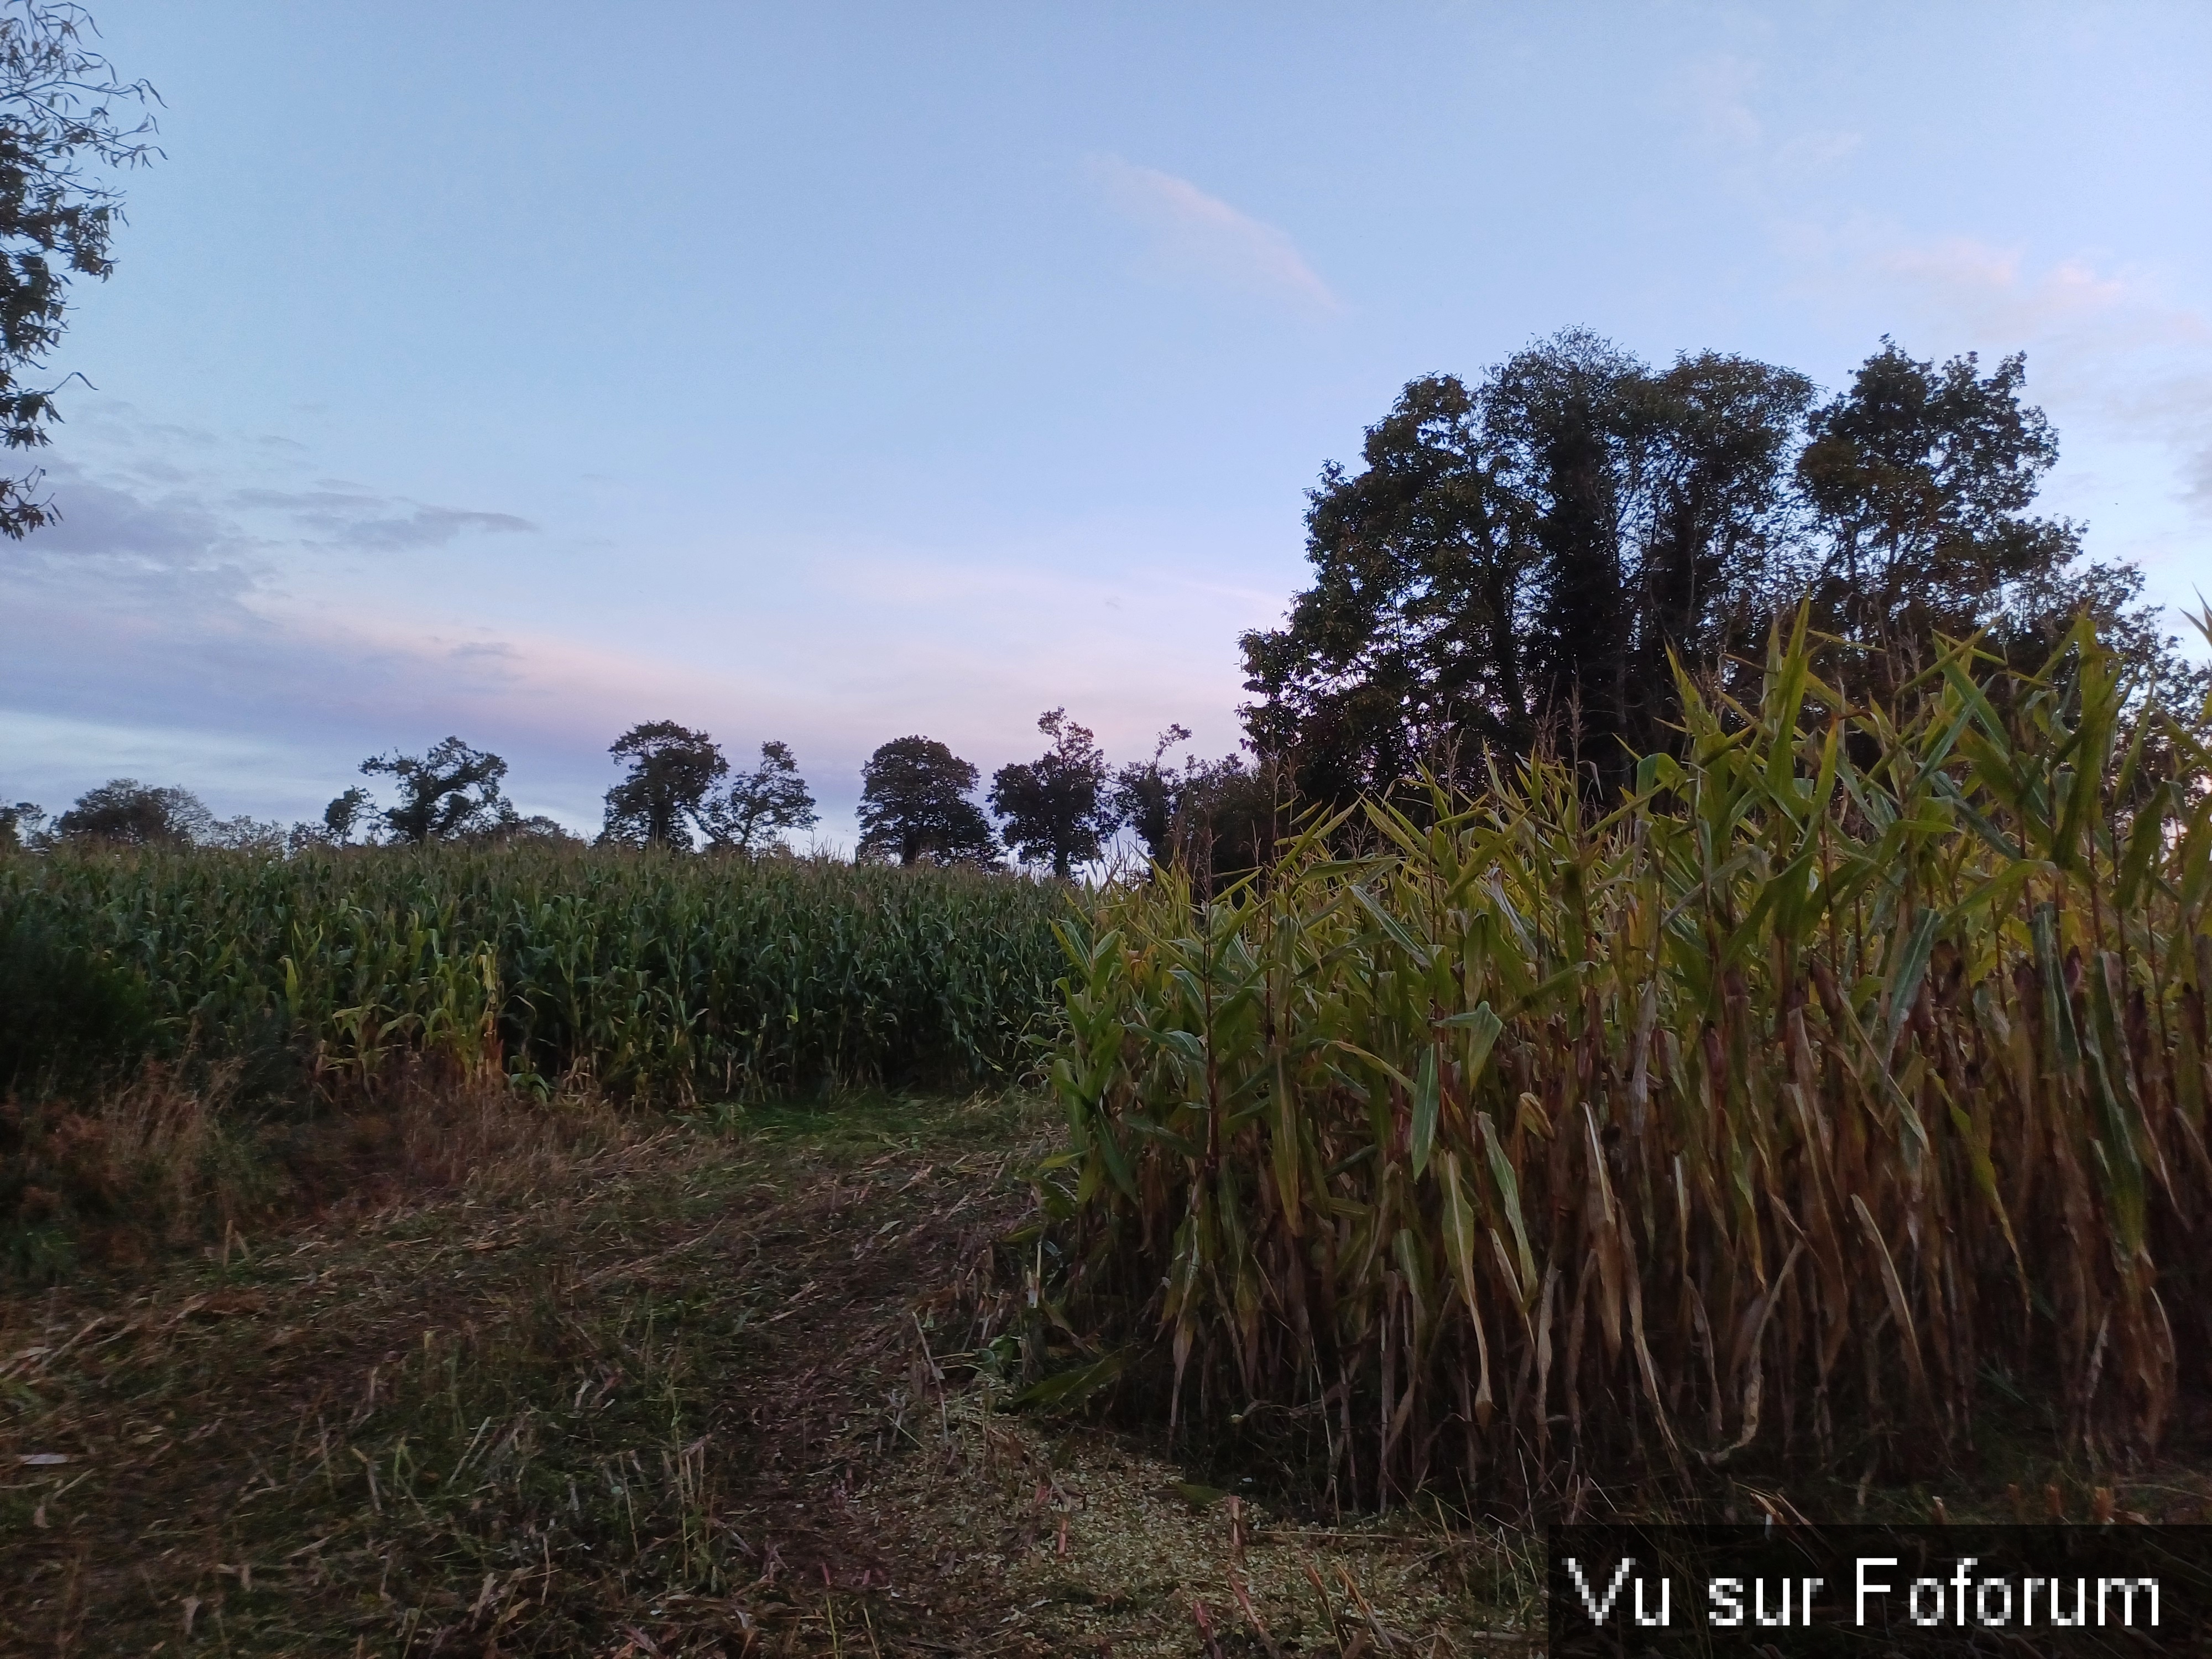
[990,709,1119,880]
[1246,333,1815,801]
[0,797,42,848]
[1112,734,1279,891]
[1243,330,2176,806]
[600,720,726,849]
[1112,723,1191,868]
[0,2,159,538]
[54,777,208,844]
[701,740,818,852]
[478,813,580,847]
[200,812,283,852]
[321,784,373,843]
[856,736,997,867]
[1791,341,2182,698]
[358,737,513,844]
[1168,753,1280,892]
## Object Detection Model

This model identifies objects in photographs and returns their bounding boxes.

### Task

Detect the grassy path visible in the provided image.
[2,1094,1528,1656]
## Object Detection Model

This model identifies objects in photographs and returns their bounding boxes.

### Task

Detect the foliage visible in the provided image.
[0,0,158,537]
[599,719,725,849]
[53,776,210,845]
[0,797,41,849]
[1110,724,1190,866]
[1795,341,2143,695]
[700,739,818,852]
[1114,731,1281,893]
[357,736,514,845]
[0,899,152,1086]
[990,708,1119,880]
[857,735,998,867]
[0,843,1070,1100]
[320,784,372,843]
[477,812,581,847]
[1242,331,2192,807]
[1046,613,2212,1507]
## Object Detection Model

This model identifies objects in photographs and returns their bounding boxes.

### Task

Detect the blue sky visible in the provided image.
[4,1,2209,846]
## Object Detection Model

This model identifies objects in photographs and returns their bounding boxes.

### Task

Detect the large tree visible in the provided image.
[357,737,513,844]
[321,785,373,843]
[856,736,996,867]
[1,798,43,848]
[0,2,158,538]
[54,777,208,845]
[1243,330,2179,805]
[601,720,726,849]
[700,740,818,852]
[989,708,1119,880]
[1791,341,2190,700]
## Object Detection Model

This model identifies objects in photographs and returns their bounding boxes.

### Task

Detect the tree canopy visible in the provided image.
[0,798,41,848]
[0,1,158,538]
[701,740,818,852]
[54,777,208,845]
[1115,734,1278,892]
[1241,331,2189,805]
[601,720,726,849]
[857,737,997,867]
[357,737,514,845]
[989,708,1118,880]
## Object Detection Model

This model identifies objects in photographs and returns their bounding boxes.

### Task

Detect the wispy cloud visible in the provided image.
[1088,154,1342,314]
[1675,52,1861,185]
[230,488,537,551]
[1778,229,2212,622]
[0,439,1262,841]
[1838,235,2212,512]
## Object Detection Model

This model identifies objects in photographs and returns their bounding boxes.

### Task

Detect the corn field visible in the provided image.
[0,848,1070,1100]
[1044,617,2212,1507]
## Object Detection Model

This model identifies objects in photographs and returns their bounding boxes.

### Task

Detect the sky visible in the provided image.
[3,1,2209,847]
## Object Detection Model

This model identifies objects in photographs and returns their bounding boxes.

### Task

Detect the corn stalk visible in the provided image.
[1047,616,2212,1507]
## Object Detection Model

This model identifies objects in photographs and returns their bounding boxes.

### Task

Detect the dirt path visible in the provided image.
[1,1095,1524,1656]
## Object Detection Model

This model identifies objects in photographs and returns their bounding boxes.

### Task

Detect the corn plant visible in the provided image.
[0,849,1071,1100]
[1044,615,2212,1507]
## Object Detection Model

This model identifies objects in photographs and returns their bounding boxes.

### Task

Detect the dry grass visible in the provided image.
[2,1062,637,1277]
[0,1087,1554,1656]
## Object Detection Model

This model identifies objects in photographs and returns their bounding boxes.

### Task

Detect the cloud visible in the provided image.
[1683,53,1764,150]
[229,488,538,550]
[1780,229,2212,632]
[0,413,1265,845]
[1870,239,2203,354]
[1674,53,1860,185]
[1089,154,1342,314]
[17,472,242,568]
[1832,235,2212,510]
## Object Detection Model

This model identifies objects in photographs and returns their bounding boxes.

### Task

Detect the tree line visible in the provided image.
[8,332,2198,879]
[1,713,1278,883]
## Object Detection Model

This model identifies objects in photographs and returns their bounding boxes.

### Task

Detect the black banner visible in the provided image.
[1548,1525,2212,1656]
